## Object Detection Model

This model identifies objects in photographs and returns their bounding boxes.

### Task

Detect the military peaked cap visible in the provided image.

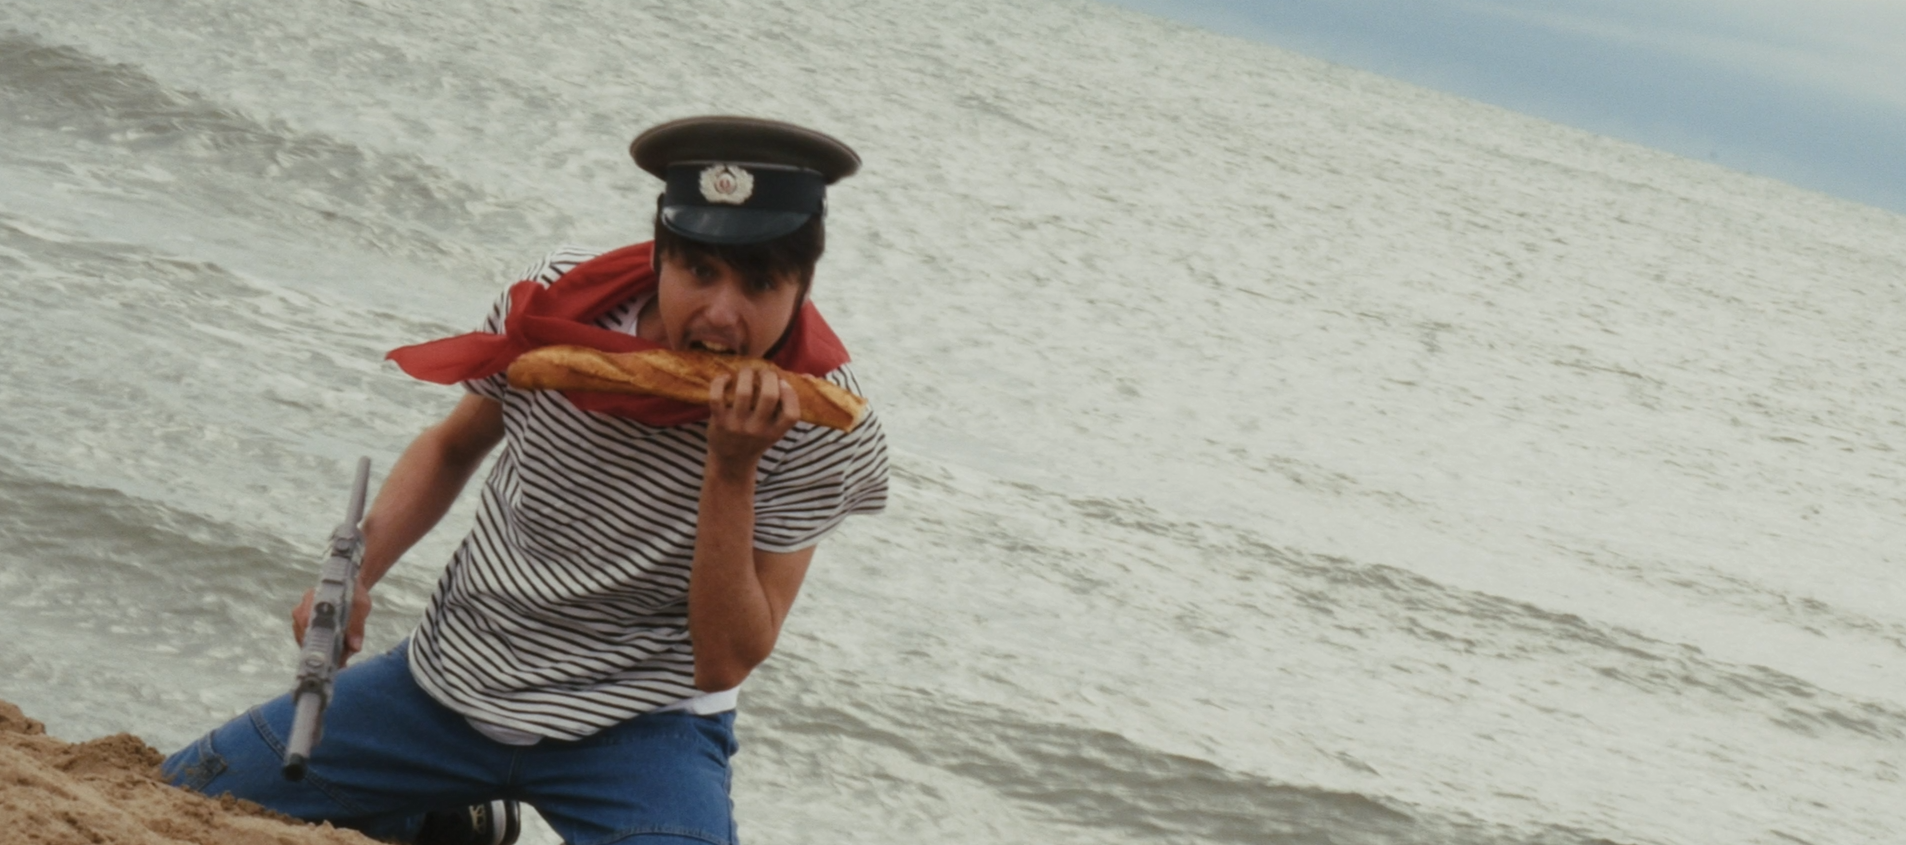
[631,116,860,245]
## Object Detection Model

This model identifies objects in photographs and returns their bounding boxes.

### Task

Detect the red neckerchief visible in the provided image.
[386,241,851,425]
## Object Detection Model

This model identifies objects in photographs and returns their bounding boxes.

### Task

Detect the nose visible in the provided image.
[702,279,748,327]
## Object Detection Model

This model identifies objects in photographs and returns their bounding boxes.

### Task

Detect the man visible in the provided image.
[163,116,890,845]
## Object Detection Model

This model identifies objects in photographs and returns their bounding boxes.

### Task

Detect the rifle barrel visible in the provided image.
[283,691,324,780]
[346,457,370,521]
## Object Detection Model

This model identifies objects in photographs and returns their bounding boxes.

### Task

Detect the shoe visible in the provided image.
[415,798,521,845]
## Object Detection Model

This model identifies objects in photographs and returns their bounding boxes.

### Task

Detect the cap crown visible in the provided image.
[631,116,859,183]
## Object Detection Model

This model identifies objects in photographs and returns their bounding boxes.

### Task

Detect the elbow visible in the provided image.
[693,667,748,693]
[693,645,772,692]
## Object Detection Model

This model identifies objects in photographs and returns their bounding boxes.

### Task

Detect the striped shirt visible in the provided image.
[407,246,890,741]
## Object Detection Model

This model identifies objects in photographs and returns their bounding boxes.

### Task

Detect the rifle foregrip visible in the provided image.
[302,620,339,663]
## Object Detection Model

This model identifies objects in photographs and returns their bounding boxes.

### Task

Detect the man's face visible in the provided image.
[654,251,804,359]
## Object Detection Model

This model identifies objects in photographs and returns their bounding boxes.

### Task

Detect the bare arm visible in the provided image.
[292,393,505,661]
[356,393,505,587]
[690,369,815,691]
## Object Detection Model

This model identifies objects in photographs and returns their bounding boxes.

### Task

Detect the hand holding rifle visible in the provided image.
[282,457,371,781]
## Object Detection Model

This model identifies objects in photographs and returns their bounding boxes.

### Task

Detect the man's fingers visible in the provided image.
[707,368,798,460]
[732,367,759,416]
[344,588,373,664]
[708,374,731,409]
[749,369,783,426]
[776,378,800,428]
[349,594,373,634]
[290,588,316,647]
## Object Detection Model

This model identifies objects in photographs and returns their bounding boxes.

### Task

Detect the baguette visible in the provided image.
[506,345,868,432]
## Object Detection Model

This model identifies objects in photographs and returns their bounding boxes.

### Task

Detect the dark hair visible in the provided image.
[652,209,826,292]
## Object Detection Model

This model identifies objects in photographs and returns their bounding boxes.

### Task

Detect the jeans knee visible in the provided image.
[162,732,229,793]
[598,833,735,845]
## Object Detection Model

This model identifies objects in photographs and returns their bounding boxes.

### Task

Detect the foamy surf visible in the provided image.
[1,0,1902,842]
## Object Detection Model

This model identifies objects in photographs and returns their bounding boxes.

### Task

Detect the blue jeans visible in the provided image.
[162,643,739,845]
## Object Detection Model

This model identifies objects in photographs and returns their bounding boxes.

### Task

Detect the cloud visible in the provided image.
[1095,0,1906,212]
[1458,0,1906,111]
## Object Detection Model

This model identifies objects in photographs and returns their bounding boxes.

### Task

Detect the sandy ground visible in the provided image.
[0,699,371,845]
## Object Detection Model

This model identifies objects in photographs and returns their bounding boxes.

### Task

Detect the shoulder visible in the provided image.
[821,362,869,396]
[754,362,891,544]
[518,245,609,288]
[478,245,610,332]
[773,363,889,468]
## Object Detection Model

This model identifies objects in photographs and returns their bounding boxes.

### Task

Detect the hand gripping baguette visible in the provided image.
[506,345,869,432]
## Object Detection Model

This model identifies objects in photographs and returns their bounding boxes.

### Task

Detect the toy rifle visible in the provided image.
[282,457,371,781]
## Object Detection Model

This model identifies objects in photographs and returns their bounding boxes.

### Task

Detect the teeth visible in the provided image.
[693,340,735,354]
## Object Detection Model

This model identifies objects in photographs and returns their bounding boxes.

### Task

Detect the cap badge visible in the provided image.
[699,164,754,205]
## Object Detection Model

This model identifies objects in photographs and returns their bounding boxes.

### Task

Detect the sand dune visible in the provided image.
[0,700,369,845]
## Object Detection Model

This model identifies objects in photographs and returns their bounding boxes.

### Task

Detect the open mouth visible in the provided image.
[689,340,740,356]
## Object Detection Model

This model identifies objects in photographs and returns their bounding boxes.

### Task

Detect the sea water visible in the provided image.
[1,0,1902,843]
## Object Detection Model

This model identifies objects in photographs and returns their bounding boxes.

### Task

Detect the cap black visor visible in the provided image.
[660,205,815,245]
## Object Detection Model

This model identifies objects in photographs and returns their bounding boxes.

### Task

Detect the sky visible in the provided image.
[1093,0,1906,215]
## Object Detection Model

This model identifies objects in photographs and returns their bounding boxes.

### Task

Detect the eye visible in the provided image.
[689,262,719,282]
